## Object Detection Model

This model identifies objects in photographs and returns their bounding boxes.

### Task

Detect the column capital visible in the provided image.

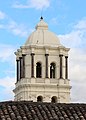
[65,56,68,58]
[22,54,26,56]
[59,54,63,57]
[16,59,19,61]
[45,54,49,56]
[31,53,35,56]
[19,56,22,59]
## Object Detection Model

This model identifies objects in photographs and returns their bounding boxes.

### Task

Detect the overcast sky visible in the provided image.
[0,0,86,103]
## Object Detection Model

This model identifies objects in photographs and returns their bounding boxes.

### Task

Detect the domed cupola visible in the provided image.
[25,17,61,46]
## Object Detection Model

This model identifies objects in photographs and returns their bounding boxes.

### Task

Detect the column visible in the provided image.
[31,53,35,77]
[65,56,68,79]
[45,54,49,78]
[22,54,26,78]
[59,54,63,79]
[19,57,23,79]
[16,59,19,82]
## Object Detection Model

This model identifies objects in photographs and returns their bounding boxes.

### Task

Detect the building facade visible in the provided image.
[13,17,71,103]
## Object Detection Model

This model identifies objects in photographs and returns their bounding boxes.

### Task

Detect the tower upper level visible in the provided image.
[25,17,61,46]
[14,17,71,103]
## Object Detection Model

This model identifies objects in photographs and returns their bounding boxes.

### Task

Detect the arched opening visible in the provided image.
[51,96,57,103]
[36,62,42,78]
[50,63,56,78]
[37,96,43,102]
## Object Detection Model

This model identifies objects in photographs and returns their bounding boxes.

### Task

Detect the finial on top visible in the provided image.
[40,16,43,20]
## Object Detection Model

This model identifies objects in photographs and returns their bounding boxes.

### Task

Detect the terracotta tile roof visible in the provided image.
[0,101,86,120]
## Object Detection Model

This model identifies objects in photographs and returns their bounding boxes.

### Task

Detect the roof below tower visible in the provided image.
[0,101,86,120]
[25,19,61,47]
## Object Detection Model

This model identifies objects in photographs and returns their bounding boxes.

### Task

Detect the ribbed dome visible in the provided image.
[25,19,61,46]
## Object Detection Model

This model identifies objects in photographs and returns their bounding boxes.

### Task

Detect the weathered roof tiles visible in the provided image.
[0,101,86,120]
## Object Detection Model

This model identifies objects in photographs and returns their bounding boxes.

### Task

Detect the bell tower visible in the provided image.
[13,18,71,103]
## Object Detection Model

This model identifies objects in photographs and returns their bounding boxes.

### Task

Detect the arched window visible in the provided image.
[51,96,57,103]
[36,62,42,78]
[37,96,43,102]
[50,63,56,78]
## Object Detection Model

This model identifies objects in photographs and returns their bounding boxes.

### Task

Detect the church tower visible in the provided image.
[13,17,71,103]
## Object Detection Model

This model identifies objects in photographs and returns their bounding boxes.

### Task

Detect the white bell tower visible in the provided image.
[13,17,71,103]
